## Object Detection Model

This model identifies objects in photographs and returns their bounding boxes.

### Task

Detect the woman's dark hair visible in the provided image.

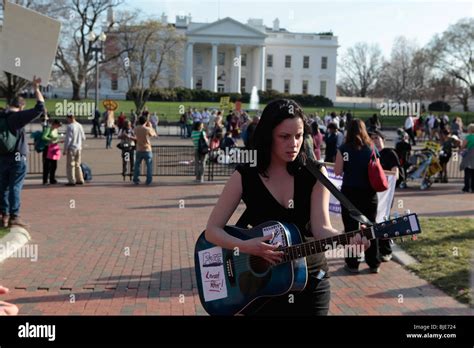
[311,121,320,135]
[193,122,203,131]
[345,118,372,149]
[253,99,311,177]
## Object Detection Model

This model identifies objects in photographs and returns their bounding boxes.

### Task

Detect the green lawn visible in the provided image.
[2,98,474,127]
[0,227,8,239]
[399,217,474,305]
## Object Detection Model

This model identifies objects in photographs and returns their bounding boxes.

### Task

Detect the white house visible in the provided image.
[58,14,339,102]
[180,16,338,101]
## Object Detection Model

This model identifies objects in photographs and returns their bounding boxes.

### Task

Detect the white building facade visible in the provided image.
[182,17,338,101]
[93,15,339,102]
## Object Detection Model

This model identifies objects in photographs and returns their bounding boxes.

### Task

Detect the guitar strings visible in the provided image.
[218,228,415,269]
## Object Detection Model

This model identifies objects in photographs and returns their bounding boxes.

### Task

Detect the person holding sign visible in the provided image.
[0,76,45,228]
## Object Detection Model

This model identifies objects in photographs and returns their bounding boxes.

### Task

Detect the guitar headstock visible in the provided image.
[373,213,422,240]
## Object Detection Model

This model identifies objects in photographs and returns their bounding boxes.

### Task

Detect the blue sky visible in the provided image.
[123,0,473,59]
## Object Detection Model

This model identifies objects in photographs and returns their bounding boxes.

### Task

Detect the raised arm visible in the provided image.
[8,76,45,130]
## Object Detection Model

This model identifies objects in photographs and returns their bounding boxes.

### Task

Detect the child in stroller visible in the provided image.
[405,141,443,190]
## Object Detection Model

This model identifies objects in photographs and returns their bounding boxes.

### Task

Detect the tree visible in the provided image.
[115,16,184,113]
[406,48,432,102]
[54,0,128,100]
[427,75,457,102]
[429,18,474,111]
[338,42,383,97]
[374,37,431,102]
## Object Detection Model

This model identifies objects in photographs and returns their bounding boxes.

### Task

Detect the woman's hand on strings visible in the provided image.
[241,234,284,265]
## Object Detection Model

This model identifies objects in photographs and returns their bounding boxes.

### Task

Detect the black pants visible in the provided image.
[42,149,57,184]
[463,168,474,192]
[379,238,392,256]
[248,276,331,316]
[341,186,380,269]
[92,121,102,137]
[121,149,135,179]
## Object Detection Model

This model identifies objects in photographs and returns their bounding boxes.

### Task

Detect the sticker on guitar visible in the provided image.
[198,246,228,302]
[262,224,287,247]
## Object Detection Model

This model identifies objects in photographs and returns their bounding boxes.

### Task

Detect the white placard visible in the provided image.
[325,164,397,223]
[198,246,228,302]
[0,2,61,84]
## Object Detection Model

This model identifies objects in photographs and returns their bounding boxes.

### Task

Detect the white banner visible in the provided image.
[325,164,397,223]
[0,2,61,84]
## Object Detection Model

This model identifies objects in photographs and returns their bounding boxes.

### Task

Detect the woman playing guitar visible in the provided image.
[205,99,369,315]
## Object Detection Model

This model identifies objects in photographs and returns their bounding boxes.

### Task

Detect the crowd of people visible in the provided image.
[1,85,473,316]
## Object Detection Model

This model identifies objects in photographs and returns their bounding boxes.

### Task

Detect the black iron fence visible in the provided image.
[138,147,241,180]
[27,144,464,180]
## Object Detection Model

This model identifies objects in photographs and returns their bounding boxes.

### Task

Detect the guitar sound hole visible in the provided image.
[248,256,271,275]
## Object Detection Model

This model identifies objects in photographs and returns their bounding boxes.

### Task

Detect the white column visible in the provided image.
[234,45,241,93]
[185,42,194,89]
[260,45,266,91]
[210,44,218,92]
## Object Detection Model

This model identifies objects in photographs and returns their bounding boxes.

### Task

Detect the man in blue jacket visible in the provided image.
[0,76,45,228]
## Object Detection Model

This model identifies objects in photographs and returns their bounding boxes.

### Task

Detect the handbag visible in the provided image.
[46,143,61,161]
[368,146,388,192]
[198,132,209,155]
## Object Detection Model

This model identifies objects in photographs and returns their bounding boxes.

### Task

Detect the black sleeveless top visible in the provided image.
[235,164,329,274]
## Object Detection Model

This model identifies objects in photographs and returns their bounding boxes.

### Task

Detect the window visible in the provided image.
[196,77,203,90]
[320,81,327,97]
[267,54,273,68]
[266,79,272,90]
[321,56,328,70]
[241,53,247,67]
[303,56,310,69]
[241,77,246,93]
[284,80,290,94]
[302,80,308,95]
[285,55,291,68]
[218,83,225,93]
[111,74,118,91]
[196,52,203,66]
[218,52,225,66]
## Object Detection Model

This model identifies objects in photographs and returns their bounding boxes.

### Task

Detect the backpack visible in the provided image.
[0,112,18,154]
[198,132,209,155]
[81,163,92,182]
[31,127,49,153]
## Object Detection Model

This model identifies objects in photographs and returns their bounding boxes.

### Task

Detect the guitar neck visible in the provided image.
[279,227,374,263]
[278,213,421,263]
